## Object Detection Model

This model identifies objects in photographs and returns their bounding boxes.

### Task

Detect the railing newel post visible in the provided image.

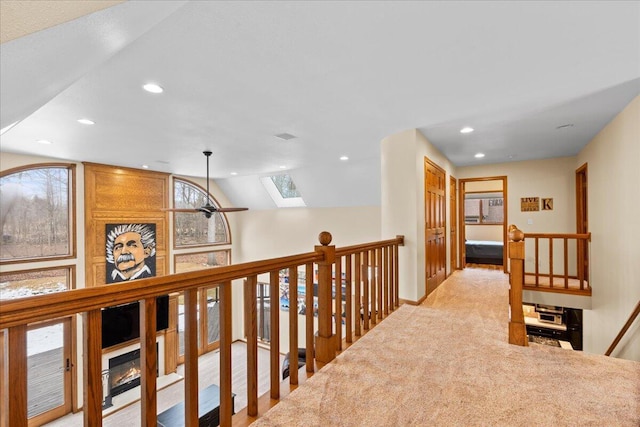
[314,231,336,365]
[507,225,528,347]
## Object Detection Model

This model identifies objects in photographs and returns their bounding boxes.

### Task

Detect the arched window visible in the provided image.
[173,178,230,247]
[1,164,75,262]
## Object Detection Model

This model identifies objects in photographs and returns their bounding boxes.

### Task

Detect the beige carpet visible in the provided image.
[252,268,640,426]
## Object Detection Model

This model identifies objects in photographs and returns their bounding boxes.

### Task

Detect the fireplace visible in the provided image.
[103,344,158,408]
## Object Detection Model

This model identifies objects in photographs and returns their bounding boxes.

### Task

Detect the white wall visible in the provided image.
[576,96,640,361]
[381,129,456,302]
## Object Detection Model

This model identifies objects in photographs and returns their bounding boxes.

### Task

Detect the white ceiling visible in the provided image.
[1,1,639,210]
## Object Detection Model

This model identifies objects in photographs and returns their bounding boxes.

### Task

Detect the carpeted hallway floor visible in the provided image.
[252,268,640,426]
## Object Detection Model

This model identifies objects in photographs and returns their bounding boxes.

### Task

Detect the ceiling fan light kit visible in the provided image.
[163,150,248,217]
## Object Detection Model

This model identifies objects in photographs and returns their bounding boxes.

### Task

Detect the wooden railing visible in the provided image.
[605,300,640,356]
[522,232,591,295]
[0,232,403,427]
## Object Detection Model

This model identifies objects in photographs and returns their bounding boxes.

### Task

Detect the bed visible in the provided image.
[465,240,504,265]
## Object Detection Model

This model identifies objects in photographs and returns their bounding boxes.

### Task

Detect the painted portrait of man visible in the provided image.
[106,223,156,283]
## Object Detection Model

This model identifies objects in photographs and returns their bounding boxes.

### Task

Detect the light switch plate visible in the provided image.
[527,218,533,225]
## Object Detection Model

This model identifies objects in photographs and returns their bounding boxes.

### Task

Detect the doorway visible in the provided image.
[576,163,588,281]
[177,286,221,364]
[26,318,73,427]
[459,176,508,273]
[425,157,446,295]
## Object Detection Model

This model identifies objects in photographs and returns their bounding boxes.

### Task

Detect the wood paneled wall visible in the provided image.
[84,163,170,287]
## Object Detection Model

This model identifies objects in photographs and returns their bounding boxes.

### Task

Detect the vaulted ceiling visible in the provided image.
[1,1,638,209]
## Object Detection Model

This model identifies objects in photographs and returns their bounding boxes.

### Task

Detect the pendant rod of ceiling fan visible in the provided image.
[204,150,212,205]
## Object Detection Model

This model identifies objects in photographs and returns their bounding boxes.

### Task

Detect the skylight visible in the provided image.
[260,174,306,207]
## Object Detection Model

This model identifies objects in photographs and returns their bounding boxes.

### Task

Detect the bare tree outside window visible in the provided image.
[1,167,71,260]
[173,179,229,247]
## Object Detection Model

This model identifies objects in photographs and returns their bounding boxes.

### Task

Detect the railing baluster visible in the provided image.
[384,246,390,315]
[140,297,157,427]
[245,276,258,416]
[219,281,233,427]
[183,288,199,427]
[362,250,370,331]
[305,263,314,373]
[269,270,280,399]
[535,237,539,287]
[84,309,103,427]
[289,267,299,384]
[345,254,353,343]
[549,237,554,288]
[394,240,400,308]
[370,249,377,326]
[8,325,27,427]
[377,248,383,319]
[354,252,362,336]
[564,238,569,289]
[335,256,342,351]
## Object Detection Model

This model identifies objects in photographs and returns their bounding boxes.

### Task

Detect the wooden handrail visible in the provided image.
[522,232,591,293]
[0,252,322,329]
[0,232,404,427]
[605,300,640,356]
[524,232,591,240]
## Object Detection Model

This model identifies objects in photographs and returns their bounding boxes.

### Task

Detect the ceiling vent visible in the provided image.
[274,133,297,141]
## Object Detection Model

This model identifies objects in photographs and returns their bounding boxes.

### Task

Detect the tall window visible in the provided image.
[173,178,230,247]
[464,192,504,224]
[0,165,74,261]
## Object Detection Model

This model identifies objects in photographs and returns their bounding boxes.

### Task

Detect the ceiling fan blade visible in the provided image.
[217,207,249,212]
[162,208,200,213]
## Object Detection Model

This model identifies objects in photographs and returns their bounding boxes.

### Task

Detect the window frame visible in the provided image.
[0,163,76,265]
[464,190,504,225]
[171,177,231,249]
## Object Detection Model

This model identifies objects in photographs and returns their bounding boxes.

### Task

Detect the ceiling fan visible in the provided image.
[163,150,248,218]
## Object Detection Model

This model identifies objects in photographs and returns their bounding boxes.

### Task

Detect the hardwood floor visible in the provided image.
[465,263,504,271]
[44,341,280,426]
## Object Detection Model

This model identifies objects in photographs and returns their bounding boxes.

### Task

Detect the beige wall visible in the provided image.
[458,157,576,274]
[465,225,503,241]
[576,96,640,361]
[381,129,456,302]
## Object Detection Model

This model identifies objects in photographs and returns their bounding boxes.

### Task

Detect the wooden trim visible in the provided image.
[459,176,508,273]
[0,163,77,266]
[171,177,232,249]
[345,255,353,343]
[8,325,28,427]
[463,189,503,194]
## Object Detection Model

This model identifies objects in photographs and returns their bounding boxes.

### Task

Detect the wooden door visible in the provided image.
[449,176,457,275]
[576,164,588,281]
[26,318,73,427]
[425,158,446,295]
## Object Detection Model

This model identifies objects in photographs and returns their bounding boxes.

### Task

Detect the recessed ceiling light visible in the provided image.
[460,126,474,134]
[279,165,287,169]
[77,118,95,125]
[474,153,485,158]
[340,156,349,161]
[142,164,149,169]
[230,172,238,176]
[143,83,164,94]
[37,139,52,145]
